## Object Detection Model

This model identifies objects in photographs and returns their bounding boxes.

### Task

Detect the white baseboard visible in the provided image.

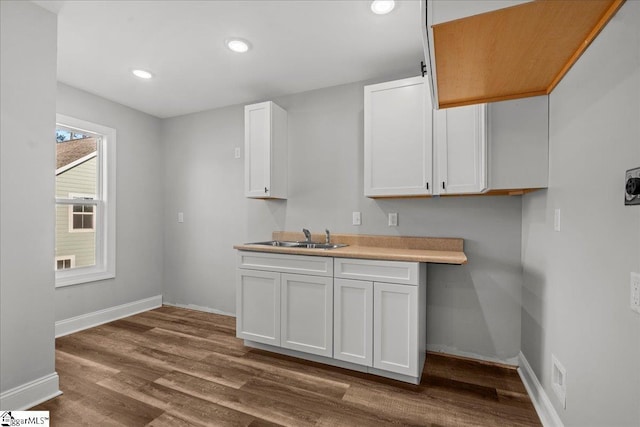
[163,301,235,317]
[426,344,519,366]
[518,351,564,427]
[55,295,162,338]
[0,373,62,411]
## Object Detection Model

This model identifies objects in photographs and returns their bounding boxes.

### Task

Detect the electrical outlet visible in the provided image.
[234,147,241,159]
[388,212,398,227]
[631,272,640,314]
[551,354,567,409]
[352,211,361,226]
[178,212,184,223]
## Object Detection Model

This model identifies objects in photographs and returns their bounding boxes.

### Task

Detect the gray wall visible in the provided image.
[521,2,640,425]
[0,0,58,399]
[162,79,524,362]
[55,83,164,321]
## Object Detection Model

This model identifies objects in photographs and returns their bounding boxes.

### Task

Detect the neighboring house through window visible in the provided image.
[55,114,116,287]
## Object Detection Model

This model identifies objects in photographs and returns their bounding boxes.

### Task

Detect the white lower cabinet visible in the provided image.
[373,282,418,376]
[334,278,373,366]
[333,258,427,382]
[236,269,281,346]
[237,252,426,384]
[236,251,333,356]
[281,273,333,357]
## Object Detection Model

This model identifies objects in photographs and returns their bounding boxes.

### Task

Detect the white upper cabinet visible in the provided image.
[364,76,433,197]
[434,104,487,194]
[364,76,548,198]
[244,101,287,199]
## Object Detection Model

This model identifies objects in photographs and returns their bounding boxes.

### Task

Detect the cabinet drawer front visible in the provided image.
[334,258,420,285]
[238,251,333,276]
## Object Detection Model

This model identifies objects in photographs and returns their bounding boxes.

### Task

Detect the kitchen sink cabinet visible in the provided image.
[244,101,287,199]
[237,251,427,383]
[236,251,333,356]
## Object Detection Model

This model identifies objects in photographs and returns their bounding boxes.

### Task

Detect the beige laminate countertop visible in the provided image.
[234,232,467,265]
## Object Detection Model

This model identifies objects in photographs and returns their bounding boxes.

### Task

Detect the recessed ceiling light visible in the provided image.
[371,0,395,15]
[226,38,250,53]
[132,69,153,79]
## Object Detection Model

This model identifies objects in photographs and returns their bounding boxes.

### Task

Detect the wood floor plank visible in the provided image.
[156,371,320,427]
[35,305,541,426]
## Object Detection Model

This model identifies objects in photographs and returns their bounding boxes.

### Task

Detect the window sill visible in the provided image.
[55,269,115,288]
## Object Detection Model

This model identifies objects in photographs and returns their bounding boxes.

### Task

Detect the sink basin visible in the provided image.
[247,240,348,250]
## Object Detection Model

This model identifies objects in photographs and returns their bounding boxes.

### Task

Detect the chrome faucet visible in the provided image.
[325,229,331,244]
[302,228,312,242]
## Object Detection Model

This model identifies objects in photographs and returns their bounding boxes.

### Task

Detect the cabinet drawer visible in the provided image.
[334,258,422,286]
[238,251,333,277]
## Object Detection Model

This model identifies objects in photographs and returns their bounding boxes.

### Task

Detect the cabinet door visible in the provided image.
[434,103,487,194]
[245,102,272,198]
[334,278,373,366]
[364,76,433,197]
[373,282,418,377]
[281,273,333,357]
[236,269,280,345]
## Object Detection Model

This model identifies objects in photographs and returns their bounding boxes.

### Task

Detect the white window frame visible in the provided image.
[68,193,96,233]
[55,255,76,270]
[55,114,116,287]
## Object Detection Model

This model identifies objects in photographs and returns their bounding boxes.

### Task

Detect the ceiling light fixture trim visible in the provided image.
[226,38,251,53]
[132,69,154,79]
[371,0,395,15]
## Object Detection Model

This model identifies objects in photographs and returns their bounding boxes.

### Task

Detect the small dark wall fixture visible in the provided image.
[625,167,640,206]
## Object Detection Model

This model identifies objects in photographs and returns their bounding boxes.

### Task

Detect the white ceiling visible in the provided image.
[46,0,424,118]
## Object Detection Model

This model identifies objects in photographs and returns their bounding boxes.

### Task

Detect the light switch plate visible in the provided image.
[631,272,640,314]
[388,212,398,227]
[554,209,561,232]
[352,211,361,226]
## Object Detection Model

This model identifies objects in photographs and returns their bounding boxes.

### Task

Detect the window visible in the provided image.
[55,114,116,287]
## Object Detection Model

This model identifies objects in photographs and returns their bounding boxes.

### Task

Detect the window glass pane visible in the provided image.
[55,128,97,196]
[56,204,96,269]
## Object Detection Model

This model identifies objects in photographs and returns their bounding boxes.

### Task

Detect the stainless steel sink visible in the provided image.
[247,240,348,250]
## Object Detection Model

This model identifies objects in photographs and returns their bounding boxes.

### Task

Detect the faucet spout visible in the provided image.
[302,228,312,242]
[325,229,331,244]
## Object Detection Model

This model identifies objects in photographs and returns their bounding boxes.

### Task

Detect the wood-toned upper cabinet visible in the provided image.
[434,104,487,194]
[364,76,433,197]
[244,101,287,199]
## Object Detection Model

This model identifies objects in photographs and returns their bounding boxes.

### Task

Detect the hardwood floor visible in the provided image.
[34,306,541,426]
